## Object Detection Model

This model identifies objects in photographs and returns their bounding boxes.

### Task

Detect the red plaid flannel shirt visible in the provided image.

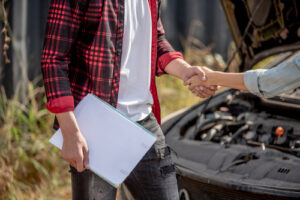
[41,0,183,127]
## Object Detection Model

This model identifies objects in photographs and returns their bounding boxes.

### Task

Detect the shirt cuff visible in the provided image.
[244,69,267,98]
[46,96,75,113]
[157,52,184,76]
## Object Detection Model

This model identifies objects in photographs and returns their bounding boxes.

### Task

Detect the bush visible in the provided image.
[0,83,70,200]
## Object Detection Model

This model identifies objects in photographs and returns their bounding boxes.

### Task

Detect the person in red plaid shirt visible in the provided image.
[41,0,217,199]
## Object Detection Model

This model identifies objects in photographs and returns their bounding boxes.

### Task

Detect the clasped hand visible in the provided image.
[183,66,217,98]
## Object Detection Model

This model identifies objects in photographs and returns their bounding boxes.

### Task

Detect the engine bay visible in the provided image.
[181,90,300,157]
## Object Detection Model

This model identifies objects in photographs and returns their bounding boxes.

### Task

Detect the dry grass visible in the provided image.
[156,75,202,118]
[0,83,71,200]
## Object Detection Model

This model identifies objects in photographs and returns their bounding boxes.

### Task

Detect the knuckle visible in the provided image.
[83,146,88,152]
[85,149,89,154]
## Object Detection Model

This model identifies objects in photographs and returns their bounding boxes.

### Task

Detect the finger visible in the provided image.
[76,155,84,172]
[184,76,196,86]
[188,84,198,91]
[197,88,213,98]
[192,89,205,98]
[192,89,198,95]
[184,78,192,86]
[196,92,209,98]
[71,161,77,169]
[200,92,213,98]
[185,74,207,86]
[61,153,72,165]
[210,85,218,91]
[195,86,201,92]
[196,92,205,98]
[193,86,207,94]
[201,87,216,96]
[191,86,201,93]
[64,157,77,169]
[195,86,209,95]
[83,147,90,170]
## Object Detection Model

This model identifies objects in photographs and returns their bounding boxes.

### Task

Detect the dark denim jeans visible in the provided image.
[70,113,179,200]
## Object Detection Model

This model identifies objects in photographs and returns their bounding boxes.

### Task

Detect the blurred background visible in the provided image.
[0,0,234,199]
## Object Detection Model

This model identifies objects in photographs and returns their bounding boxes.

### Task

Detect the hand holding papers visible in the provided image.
[49,94,157,187]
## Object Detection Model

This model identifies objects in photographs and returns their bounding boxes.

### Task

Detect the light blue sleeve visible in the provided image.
[244,55,300,98]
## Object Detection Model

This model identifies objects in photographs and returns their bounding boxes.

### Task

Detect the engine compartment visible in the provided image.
[181,90,300,157]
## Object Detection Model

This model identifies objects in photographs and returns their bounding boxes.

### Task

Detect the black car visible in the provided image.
[162,1,300,199]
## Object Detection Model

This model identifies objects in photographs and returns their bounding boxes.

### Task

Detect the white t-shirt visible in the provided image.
[116,0,153,121]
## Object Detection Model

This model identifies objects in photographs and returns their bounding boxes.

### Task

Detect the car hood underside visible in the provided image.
[221,0,300,70]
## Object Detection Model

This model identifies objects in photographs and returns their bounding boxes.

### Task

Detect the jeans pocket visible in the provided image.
[160,163,176,178]
[159,151,176,178]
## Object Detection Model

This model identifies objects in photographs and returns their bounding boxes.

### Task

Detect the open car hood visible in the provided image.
[221,0,300,71]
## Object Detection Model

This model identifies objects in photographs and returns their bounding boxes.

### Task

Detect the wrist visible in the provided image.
[164,58,192,80]
[62,128,82,139]
[180,66,192,81]
[176,59,192,81]
[56,111,81,138]
[206,71,218,86]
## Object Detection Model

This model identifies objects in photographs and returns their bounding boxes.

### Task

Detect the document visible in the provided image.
[49,94,157,187]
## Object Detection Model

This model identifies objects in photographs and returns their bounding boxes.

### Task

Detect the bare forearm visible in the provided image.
[207,71,248,91]
[164,58,191,80]
[56,111,80,138]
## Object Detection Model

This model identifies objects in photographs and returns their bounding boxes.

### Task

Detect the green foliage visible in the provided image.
[0,83,70,200]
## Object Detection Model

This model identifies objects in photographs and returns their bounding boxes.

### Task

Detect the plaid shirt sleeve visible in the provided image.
[41,0,88,113]
[156,1,184,76]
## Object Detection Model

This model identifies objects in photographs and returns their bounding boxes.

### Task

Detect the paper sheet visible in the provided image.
[49,94,157,187]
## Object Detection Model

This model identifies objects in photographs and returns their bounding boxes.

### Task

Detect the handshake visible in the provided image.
[183,66,219,98]
[183,65,246,97]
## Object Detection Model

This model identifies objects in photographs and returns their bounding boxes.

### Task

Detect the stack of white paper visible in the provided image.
[49,94,157,187]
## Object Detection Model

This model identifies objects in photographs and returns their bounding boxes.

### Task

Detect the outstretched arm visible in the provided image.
[164,59,218,98]
[187,55,300,98]
[186,67,247,92]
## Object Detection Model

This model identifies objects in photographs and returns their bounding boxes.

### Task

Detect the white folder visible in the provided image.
[49,94,157,187]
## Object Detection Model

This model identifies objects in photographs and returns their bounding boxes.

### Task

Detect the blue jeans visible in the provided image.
[70,113,179,200]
